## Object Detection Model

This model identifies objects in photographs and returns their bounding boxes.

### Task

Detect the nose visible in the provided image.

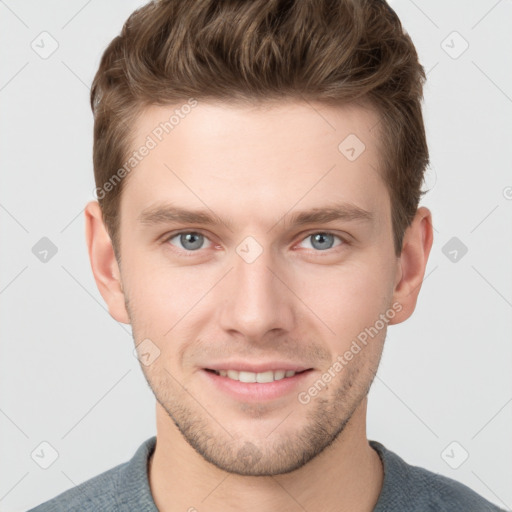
[217,242,296,342]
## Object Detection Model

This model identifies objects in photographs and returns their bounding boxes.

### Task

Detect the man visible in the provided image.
[29,0,505,510]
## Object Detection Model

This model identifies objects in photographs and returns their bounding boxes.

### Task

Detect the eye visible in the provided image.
[165,231,213,252]
[297,232,345,251]
[162,230,347,255]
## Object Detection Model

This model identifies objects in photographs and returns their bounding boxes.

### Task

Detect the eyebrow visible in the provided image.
[137,201,374,231]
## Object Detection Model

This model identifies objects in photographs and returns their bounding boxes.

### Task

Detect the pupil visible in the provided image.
[182,233,202,250]
[312,233,332,250]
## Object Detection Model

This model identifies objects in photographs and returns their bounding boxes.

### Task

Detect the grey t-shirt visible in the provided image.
[28,436,505,511]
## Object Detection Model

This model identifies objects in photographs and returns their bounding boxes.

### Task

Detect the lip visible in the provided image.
[201,368,314,402]
[203,361,312,373]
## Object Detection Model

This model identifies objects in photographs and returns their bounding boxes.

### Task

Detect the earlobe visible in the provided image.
[388,207,434,325]
[84,200,131,325]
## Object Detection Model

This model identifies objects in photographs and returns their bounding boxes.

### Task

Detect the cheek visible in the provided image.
[124,253,216,330]
[124,240,395,342]
[298,260,393,336]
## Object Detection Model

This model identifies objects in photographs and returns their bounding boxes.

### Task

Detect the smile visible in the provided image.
[207,369,305,383]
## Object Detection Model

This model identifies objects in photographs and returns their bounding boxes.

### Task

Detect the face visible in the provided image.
[108,100,404,475]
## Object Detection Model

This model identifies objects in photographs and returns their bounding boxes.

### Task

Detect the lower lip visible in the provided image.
[201,369,314,402]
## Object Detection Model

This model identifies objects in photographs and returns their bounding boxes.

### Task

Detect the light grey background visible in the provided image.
[1,1,511,511]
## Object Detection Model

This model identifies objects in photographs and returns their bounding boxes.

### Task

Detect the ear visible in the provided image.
[389,206,434,325]
[84,200,130,324]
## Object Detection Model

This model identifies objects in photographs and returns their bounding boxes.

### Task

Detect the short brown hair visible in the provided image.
[91,0,428,259]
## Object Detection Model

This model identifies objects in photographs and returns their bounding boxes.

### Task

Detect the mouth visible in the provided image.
[201,367,314,402]
[204,368,310,383]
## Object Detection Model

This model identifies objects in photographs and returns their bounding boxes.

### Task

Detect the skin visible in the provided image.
[85,100,433,512]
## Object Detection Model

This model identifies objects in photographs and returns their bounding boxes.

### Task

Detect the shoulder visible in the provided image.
[370,440,506,512]
[27,463,124,512]
[27,436,157,512]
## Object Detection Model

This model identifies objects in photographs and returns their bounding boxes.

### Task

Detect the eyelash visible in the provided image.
[161,230,349,256]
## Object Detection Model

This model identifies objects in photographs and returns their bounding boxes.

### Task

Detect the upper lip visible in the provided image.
[204,362,312,373]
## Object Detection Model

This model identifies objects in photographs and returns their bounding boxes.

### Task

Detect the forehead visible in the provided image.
[120,99,388,229]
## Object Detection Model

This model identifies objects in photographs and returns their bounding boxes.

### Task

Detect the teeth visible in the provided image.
[213,369,298,382]
[239,371,257,383]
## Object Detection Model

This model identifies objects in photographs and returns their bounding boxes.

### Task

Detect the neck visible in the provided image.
[148,397,383,512]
